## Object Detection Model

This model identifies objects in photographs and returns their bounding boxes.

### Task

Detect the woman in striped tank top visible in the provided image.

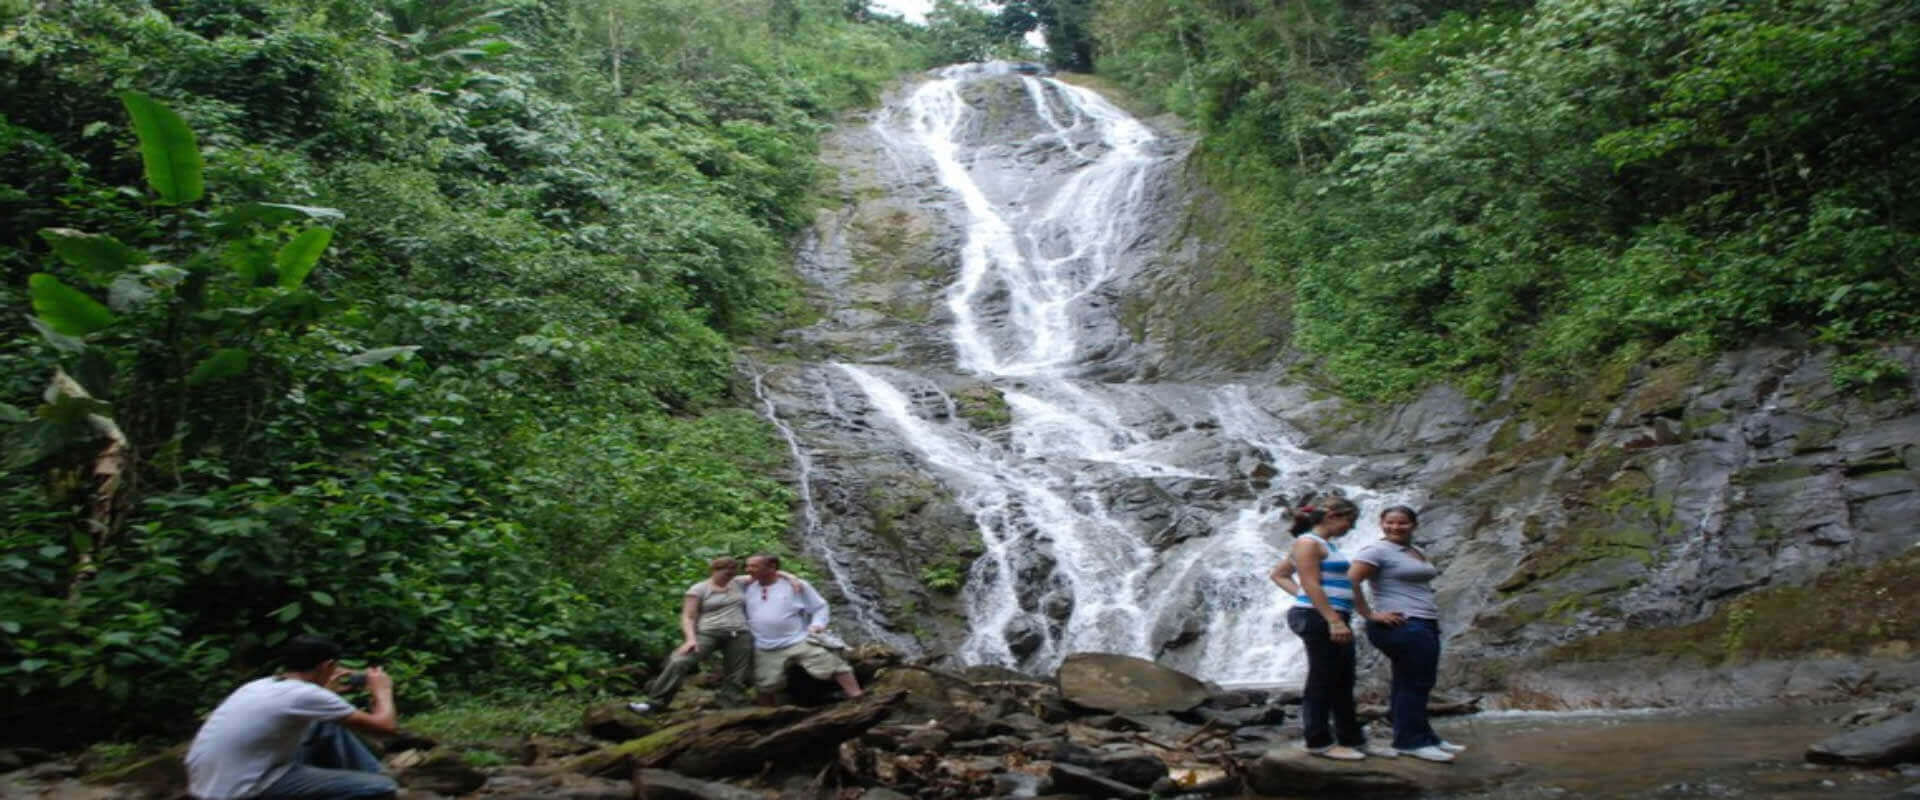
[1269,496,1378,761]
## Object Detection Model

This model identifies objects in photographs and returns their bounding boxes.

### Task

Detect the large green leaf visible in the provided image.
[186,348,250,386]
[119,92,205,205]
[38,229,142,285]
[29,274,117,336]
[276,228,333,288]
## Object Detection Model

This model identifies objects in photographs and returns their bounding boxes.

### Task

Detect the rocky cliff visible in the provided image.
[752,66,1920,707]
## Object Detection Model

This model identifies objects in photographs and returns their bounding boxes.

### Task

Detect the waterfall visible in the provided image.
[772,63,1413,684]
[751,369,920,654]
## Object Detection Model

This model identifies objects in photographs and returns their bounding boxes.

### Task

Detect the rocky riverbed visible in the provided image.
[9,650,1919,799]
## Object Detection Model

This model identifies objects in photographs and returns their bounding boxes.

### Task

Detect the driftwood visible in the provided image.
[563,691,905,779]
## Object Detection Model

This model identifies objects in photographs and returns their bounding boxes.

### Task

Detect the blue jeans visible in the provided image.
[1288,606,1364,749]
[257,721,396,800]
[1366,616,1442,750]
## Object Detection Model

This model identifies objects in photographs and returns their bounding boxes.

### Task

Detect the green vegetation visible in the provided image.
[921,562,964,593]
[406,690,585,743]
[1551,550,1920,663]
[1093,0,1920,399]
[0,0,937,745]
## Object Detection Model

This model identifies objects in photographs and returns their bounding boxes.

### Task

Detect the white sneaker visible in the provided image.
[1437,740,1467,754]
[1364,744,1400,758]
[1398,745,1456,763]
[626,701,653,713]
[1310,745,1367,761]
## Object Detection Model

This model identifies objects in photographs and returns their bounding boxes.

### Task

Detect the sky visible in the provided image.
[867,0,1050,49]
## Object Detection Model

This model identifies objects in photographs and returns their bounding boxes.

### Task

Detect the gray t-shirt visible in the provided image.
[1352,540,1441,620]
[686,579,747,633]
[185,677,355,799]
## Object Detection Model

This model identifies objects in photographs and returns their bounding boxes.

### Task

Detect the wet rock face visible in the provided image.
[1279,345,1920,703]
[755,64,1920,703]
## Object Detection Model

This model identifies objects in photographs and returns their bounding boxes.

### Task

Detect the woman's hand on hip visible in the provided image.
[1367,611,1407,627]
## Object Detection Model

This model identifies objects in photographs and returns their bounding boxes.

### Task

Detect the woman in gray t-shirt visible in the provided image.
[1350,506,1466,762]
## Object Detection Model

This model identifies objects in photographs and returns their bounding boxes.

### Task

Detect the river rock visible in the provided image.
[1245,747,1467,795]
[1048,762,1149,799]
[484,770,633,800]
[868,666,977,717]
[1807,709,1920,766]
[1058,653,1210,713]
[1086,748,1170,788]
[395,749,486,796]
[634,768,763,800]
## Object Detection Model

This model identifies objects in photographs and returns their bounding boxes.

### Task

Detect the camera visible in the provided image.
[341,671,367,690]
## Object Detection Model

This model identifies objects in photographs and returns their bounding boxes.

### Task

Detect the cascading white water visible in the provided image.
[752,370,919,654]
[801,63,1412,683]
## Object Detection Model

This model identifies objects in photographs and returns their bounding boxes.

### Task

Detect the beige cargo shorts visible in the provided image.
[753,640,849,691]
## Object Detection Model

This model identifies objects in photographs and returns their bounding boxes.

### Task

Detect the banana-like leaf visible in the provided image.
[29,273,117,335]
[186,348,249,386]
[119,92,205,205]
[27,319,86,354]
[276,228,333,288]
[39,229,143,285]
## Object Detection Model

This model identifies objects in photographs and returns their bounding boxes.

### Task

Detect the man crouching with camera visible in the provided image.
[185,635,399,800]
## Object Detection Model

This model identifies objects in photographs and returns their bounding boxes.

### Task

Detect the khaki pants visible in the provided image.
[645,628,752,705]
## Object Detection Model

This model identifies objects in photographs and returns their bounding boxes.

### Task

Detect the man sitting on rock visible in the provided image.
[185,635,398,800]
[741,554,864,706]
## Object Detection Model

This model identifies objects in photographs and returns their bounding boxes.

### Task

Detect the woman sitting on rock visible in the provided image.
[1350,505,1465,763]
[1269,496,1379,761]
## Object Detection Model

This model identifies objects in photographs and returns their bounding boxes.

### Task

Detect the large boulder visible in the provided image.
[1807,709,1920,766]
[1056,652,1209,713]
[1244,748,1498,795]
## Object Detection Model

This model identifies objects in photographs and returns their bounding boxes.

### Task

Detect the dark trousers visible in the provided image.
[1288,606,1364,749]
[257,721,396,800]
[1367,616,1443,750]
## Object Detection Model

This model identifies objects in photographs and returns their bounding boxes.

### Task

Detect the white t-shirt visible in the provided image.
[185,677,355,799]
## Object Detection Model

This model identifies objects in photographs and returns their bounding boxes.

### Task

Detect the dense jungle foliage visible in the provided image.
[0,0,936,744]
[1094,0,1919,398]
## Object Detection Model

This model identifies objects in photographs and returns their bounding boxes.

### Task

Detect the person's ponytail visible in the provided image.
[1289,505,1326,535]
[1290,495,1358,535]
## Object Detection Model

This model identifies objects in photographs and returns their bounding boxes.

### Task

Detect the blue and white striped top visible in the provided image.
[1293,533,1354,612]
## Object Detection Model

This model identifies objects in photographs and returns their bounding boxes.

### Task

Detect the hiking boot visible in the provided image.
[1398,745,1456,763]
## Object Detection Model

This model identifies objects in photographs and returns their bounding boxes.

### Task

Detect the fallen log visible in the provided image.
[563,691,905,779]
